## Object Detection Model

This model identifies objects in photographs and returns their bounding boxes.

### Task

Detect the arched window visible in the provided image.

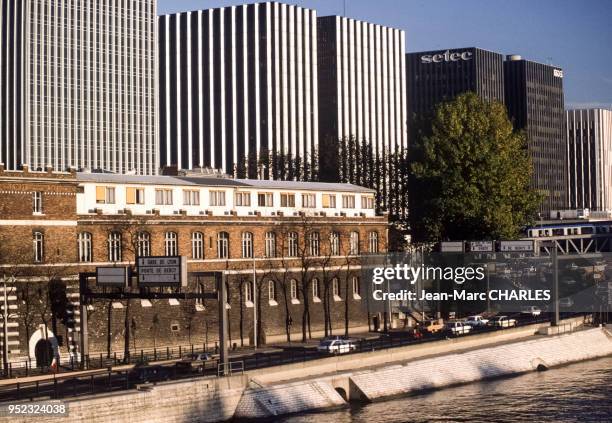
[33,232,44,263]
[242,232,253,258]
[308,232,320,256]
[268,280,277,305]
[368,231,379,254]
[217,232,229,259]
[352,276,361,299]
[287,232,298,257]
[264,232,276,258]
[108,232,122,262]
[350,231,360,255]
[195,283,205,310]
[165,232,178,256]
[244,281,253,304]
[192,232,204,259]
[137,232,150,257]
[312,278,320,301]
[78,232,92,262]
[332,277,341,301]
[330,231,340,256]
[290,279,299,303]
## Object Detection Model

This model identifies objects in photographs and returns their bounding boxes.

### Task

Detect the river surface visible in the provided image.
[276,357,612,423]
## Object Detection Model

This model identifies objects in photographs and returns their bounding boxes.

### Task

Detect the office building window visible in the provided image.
[342,195,355,208]
[287,232,298,257]
[302,193,316,208]
[290,279,299,303]
[155,189,173,205]
[137,232,151,257]
[33,232,44,263]
[308,232,320,256]
[108,232,122,262]
[242,232,253,258]
[126,187,145,205]
[192,232,204,259]
[312,278,320,300]
[235,191,251,206]
[265,232,276,258]
[350,231,360,255]
[32,192,43,214]
[183,190,200,205]
[165,232,178,256]
[209,190,226,206]
[322,193,336,208]
[217,232,229,259]
[245,281,253,304]
[280,193,295,207]
[332,277,341,300]
[368,231,379,253]
[96,186,115,204]
[361,196,375,209]
[330,232,340,256]
[78,232,92,262]
[257,192,274,207]
[352,276,361,299]
[268,280,277,305]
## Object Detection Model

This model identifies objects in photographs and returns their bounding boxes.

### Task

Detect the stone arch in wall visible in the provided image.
[28,325,61,366]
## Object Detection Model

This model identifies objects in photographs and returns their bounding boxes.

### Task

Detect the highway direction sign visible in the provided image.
[137,256,187,287]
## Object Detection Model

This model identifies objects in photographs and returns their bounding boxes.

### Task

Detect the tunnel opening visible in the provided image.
[335,387,348,402]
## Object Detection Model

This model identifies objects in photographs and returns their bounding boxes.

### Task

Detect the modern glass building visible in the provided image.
[505,55,566,214]
[0,0,158,175]
[405,47,505,125]
[158,2,319,179]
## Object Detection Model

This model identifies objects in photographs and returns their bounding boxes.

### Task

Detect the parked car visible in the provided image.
[177,352,214,373]
[128,364,173,384]
[464,315,489,327]
[420,319,445,334]
[489,316,517,328]
[317,339,353,354]
[559,297,574,308]
[445,322,472,336]
[521,306,542,316]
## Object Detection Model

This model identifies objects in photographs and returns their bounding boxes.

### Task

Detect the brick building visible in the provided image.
[0,165,387,368]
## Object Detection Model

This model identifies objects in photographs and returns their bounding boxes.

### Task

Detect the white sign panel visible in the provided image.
[499,240,534,252]
[97,267,129,287]
[440,241,464,253]
[469,241,494,252]
[137,256,187,287]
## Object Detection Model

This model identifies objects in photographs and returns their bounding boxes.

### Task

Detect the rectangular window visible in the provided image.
[155,189,173,205]
[235,192,251,207]
[361,196,375,209]
[342,195,355,209]
[126,187,145,205]
[322,194,336,208]
[183,189,200,205]
[302,193,316,208]
[280,193,295,207]
[32,191,43,214]
[96,186,115,204]
[258,192,273,207]
[209,190,226,206]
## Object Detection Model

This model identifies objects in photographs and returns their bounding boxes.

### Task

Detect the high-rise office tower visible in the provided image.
[0,0,158,175]
[405,47,505,126]
[566,109,612,212]
[317,16,407,158]
[505,55,566,214]
[158,2,319,178]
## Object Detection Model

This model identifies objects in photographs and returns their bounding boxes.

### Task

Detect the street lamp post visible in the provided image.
[253,256,257,350]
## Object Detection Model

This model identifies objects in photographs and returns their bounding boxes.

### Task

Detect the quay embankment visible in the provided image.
[4,317,611,423]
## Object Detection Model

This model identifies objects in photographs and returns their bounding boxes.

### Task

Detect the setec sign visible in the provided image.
[421,50,473,64]
[469,241,494,252]
[499,240,534,252]
[137,256,188,287]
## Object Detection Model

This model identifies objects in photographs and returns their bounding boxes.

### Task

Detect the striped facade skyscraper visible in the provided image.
[158,2,319,179]
[0,0,158,175]
[317,16,408,162]
[566,109,612,212]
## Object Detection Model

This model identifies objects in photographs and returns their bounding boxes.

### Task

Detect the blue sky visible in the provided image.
[158,0,612,109]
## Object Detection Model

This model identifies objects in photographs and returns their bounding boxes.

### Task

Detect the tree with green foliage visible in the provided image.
[409,92,541,243]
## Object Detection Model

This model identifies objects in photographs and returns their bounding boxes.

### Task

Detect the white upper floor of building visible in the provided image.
[76,172,378,218]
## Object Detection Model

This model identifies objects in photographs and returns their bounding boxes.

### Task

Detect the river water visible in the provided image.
[276,357,612,423]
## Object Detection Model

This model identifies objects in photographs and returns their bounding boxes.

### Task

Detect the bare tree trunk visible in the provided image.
[344,276,350,337]
[106,301,112,358]
[123,299,130,363]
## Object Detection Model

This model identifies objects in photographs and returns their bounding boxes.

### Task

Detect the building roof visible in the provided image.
[76,172,375,193]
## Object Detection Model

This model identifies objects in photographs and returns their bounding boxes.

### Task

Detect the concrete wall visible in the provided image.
[248,315,591,385]
[4,374,248,423]
[235,327,612,419]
